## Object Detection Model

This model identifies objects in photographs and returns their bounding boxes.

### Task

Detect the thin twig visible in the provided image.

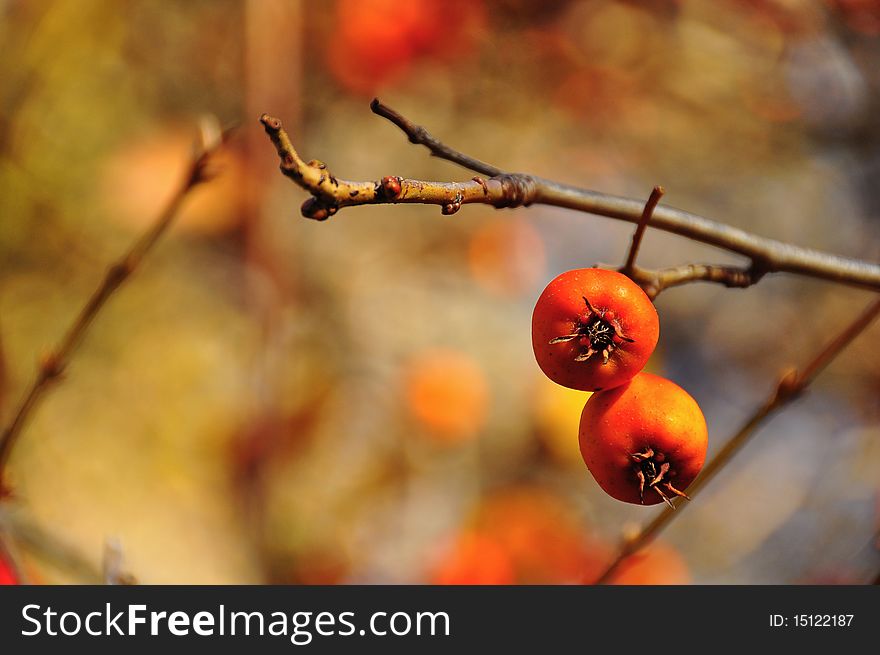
[0,121,230,489]
[593,296,880,584]
[369,98,503,177]
[628,262,766,300]
[261,103,880,291]
[621,186,665,276]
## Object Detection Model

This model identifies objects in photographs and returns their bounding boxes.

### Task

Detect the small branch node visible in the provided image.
[38,352,65,382]
[301,197,337,221]
[773,367,803,404]
[496,173,538,208]
[472,176,489,195]
[106,260,133,290]
[380,176,403,199]
[441,191,464,215]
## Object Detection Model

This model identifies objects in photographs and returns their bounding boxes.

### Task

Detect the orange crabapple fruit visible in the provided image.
[532,268,659,392]
[579,372,708,507]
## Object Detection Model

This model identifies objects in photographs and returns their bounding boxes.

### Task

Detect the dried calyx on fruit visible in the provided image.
[630,447,690,508]
[549,296,634,365]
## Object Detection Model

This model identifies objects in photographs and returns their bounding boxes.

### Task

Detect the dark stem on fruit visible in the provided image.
[548,296,634,365]
[630,448,690,509]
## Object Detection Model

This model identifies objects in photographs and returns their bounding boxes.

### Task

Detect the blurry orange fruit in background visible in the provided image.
[100,126,246,235]
[468,217,546,297]
[473,486,610,584]
[431,531,516,585]
[403,348,489,444]
[435,488,691,585]
[605,542,690,585]
[328,0,485,96]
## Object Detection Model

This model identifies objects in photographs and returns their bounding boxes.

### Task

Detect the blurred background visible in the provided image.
[0,0,879,584]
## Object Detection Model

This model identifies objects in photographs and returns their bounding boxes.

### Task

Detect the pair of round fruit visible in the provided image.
[532,268,708,507]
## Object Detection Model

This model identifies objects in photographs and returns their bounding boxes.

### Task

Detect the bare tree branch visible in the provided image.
[0,121,232,490]
[592,296,880,584]
[628,262,766,299]
[261,102,880,292]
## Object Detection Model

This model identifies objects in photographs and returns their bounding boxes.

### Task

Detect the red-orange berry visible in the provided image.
[579,372,707,507]
[532,268,659,391]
